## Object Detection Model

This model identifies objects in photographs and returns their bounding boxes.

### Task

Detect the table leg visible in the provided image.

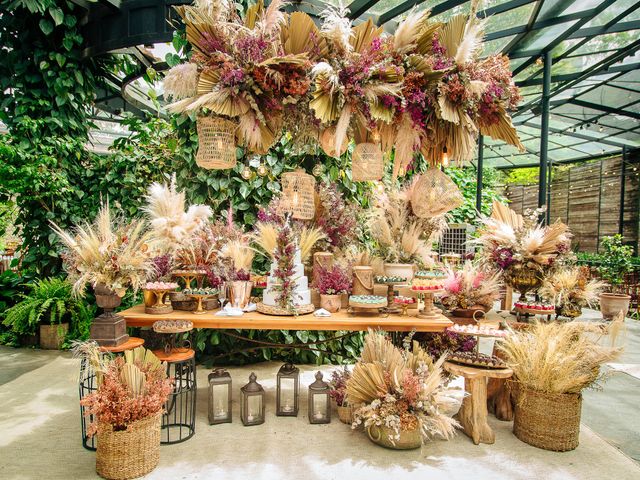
[457,375,495,445]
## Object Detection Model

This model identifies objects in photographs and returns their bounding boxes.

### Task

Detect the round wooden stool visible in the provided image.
[80,337,145,451]
[153,348,197,444]
[444,361,513,445]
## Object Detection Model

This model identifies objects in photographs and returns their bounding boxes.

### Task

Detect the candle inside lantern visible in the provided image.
[247,394,261,422]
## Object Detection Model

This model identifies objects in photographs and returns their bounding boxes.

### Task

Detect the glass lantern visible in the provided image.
[276,363,299,416]
[240,372,265,426]
[308,371,331,424]
[208,368,232,425]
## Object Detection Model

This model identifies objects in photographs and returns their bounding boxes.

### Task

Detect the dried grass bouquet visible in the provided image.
[347,331,462,443]
[539,266,606,310]
[440,260,501,311]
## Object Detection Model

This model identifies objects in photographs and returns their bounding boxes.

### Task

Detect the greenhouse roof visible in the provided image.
[86,0,640,169]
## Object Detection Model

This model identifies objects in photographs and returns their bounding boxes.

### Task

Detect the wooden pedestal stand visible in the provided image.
[444,361,513,445]
[413,288,448,322]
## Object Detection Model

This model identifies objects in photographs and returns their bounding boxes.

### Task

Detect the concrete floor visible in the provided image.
[0,316,639,479]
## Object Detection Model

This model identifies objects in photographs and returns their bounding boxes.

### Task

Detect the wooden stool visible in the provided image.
[153,348,197,444]
[444,361,513,445]
[80,337,145,451]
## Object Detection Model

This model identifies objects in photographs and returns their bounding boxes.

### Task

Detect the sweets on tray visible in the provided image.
[153,320,193,333]
[183,287,219,295]
[144,281,179,290]
[374,275,407,284]
[448,351,507,369]
[448,323,508,338]
[411,278,444,291]
[514,301,555,312]
[349,295,388,308]
[415,270,446,280]
[394,296,416,305]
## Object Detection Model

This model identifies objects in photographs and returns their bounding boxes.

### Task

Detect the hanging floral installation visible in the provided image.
[164,0,523,176]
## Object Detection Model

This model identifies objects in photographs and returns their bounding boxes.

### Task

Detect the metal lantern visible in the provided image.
[281,169,316,220]
[308,371,331,424]
[240,372,265,426]
[276,363,300,416]
[208,368,232,425]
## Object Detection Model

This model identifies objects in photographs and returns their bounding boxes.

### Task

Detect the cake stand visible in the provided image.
[375,280,407,314]
[186,293,216,315]
[153,320,193,355]
[412,288,447,320]
[144,288,174,315]
[173,270,206,290]
[394,298,416,316]
[347,295,388,317]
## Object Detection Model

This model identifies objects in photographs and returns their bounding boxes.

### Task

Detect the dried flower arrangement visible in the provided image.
[440,261,501,311]
[316,264,352,295]
[271,221,298,311]
[143,176,211,252]
[148,254,174,282]
[167,1,522,173]
[539,266,606,311]
[421,331,477,360]
[314,183,359,251]
[347,331,461,443]
[219,239,255,281]
[476,201,571,275]
[165,0,313,153]
[78,344,173,436]
[252,221,325,262]
[51,202,152,297]
[329,367,351,407]
[497,320,622,394]
[369,181,446,265]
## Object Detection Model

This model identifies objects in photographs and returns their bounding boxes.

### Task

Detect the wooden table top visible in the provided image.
[444,361,513,379]
[120,304,453,332]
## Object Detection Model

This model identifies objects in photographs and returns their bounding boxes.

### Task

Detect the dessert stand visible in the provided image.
[374,278,407,314]
[186,292,217,315]
[347,295,388,317]
[144,288,174,315]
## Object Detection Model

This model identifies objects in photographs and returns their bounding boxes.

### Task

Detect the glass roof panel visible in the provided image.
[484,3,536,35]
[585,0,640,27]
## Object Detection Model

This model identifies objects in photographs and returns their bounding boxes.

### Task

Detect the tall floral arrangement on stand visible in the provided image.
[164,0,313,154]
[346,331,461,447]
[476,201,571,300]
[271,221,298,311]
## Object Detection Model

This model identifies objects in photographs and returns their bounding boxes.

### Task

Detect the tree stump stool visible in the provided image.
[444,361,513,445]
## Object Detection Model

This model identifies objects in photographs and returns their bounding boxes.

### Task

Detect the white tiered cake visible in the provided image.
[263,248,311,306]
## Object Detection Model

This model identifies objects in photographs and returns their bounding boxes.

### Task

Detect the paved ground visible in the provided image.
[0,312,638,479]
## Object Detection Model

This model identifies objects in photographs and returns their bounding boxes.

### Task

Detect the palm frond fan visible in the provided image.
[352,143,384,181]
[196,116,238,169]
[281,169,316,220]
[411,169,464,218]
[320,127,348,158]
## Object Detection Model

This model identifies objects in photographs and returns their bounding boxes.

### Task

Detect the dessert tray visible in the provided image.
[447,351,507,369]
[349,295,388,309]
[374,275,408,284]
[256,302,315,316]
[152,320,194,334]
[514,302,555,315]
[447,323,509,338]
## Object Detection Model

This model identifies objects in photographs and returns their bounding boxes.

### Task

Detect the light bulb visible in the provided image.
[442,147,449,167]
[371,130,380,143]
[257,163,269,177]
[292,191,299,206]
[241,165,252,180]
[312,163,323,176]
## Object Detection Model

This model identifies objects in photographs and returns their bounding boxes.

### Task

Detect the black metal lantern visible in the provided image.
[208,368,232,425]
[308,371,331,424]
[240,372,265,426]
[276,363,299,416]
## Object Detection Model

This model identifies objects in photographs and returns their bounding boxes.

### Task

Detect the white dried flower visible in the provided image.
[163,63,199,101]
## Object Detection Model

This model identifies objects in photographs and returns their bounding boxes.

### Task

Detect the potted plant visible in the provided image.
[440,261,501,317]
[3,277,81,349]
[78,344,173,479]
[329,367,352,424]
[476,202,572,301]
[369,180,445,281]
[317,265,351,313]
[539,266,606,319]
[497,320,621,451]
[596,235,633,320]
[347,331,461,450]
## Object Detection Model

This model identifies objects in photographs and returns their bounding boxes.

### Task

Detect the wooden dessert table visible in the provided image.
[120,304,453,332]
[444,361,513,445]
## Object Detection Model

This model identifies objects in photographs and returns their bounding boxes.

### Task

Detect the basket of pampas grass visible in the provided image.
[498,318,623,451]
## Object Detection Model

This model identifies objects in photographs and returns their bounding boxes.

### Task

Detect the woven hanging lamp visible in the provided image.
[195,116,238,169]
[281,169,316,220]
[411,168,464,218]
[352,143,384,181]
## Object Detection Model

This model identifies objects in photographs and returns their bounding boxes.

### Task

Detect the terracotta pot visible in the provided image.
[383,263,415,282]
[451,306,489,318]
[599,292,631,320]
[39,323,68,350]
[320,294,342,313]
[367,423,422,450]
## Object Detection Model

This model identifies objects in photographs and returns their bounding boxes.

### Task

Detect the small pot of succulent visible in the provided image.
[440,261,501,317]
[539,266,606,319]
[2,277,87,349]
[369,181,446,282]
[329,367,352,424]
[317,265,351,313]
[596,235,633,320]
[347,331,462,450]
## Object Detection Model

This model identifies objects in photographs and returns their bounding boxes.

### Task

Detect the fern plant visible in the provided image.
[3,277,76,336]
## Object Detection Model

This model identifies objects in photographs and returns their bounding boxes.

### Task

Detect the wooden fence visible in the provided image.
[503,152,640,253]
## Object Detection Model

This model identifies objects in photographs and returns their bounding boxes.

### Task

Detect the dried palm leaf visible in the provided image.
[299,227,326,261]
[281,11,326,56]
[438,14,467,59]
[480,108,525,151]
[350,18,383,53]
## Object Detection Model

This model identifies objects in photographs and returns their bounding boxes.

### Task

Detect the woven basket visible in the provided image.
[281,169,316,220]
[96,412,161,480]
[196,116,237,170]
[513,384,582,452]
[352,143,384,181]
[411,169,464,218]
